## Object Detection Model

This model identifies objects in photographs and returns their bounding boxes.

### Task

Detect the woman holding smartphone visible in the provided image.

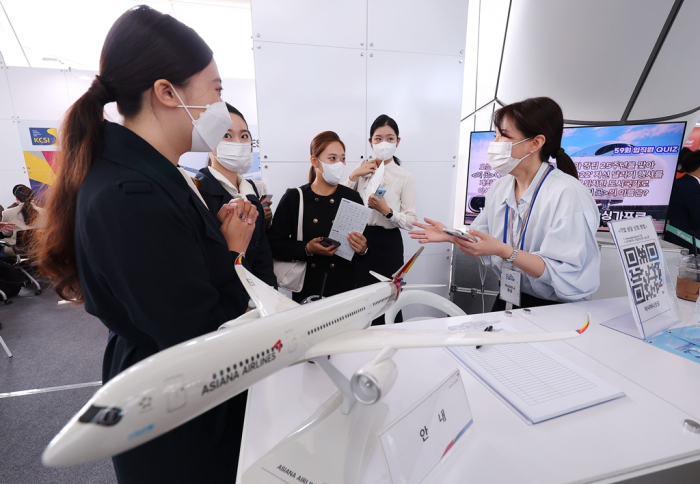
[345,115,417,324]
[195,103,276,287]
[32,7,256,482]
[268,131,368,303]
[410,97,600,311]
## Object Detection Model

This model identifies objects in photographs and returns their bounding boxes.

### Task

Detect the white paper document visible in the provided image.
[329,198,371,261]
[363,161,385,204]
[445,320,624,424]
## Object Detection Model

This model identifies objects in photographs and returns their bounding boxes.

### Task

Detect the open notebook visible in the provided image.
[446,320,624,424]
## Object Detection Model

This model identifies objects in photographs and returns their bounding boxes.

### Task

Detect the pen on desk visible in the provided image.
[476,325,493,350]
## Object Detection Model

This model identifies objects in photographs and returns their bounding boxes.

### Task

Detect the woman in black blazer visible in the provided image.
[268,131,368,303]
[32,7,256,483]
[195,103,277,287]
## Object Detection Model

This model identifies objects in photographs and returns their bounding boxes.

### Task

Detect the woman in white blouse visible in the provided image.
[345,115,417,324]
[410,97,600,311]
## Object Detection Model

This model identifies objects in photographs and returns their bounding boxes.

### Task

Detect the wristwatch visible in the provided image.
[502,247,518,263]
[384,210,393,220]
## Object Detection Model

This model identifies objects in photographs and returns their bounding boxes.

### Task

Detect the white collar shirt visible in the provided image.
[342,159,417,230]
[470,162,601,302]
[209,165,257,199]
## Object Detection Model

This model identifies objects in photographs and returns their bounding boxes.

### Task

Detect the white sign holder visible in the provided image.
[378,369,473,484]
[603,216,682,339]
[242,356,387,484]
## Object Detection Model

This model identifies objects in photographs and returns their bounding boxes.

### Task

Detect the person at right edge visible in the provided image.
[664,150,700,250]
[410,97,600,311]
[344,115,417,324]
[31,6,256,483]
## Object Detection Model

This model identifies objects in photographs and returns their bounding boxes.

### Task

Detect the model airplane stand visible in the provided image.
[241,356,387,484]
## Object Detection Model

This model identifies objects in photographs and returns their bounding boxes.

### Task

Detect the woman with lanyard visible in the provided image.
[31,7,256,482]
[344,115,417,324]
[195,102,277,287]
[268,131,368,303]
[410,97,600,311]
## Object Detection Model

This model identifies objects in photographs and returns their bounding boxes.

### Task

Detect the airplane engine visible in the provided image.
[350,358,398,405]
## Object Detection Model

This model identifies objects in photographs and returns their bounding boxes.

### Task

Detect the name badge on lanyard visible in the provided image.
[500,265,522,306]
[499,165,554,308]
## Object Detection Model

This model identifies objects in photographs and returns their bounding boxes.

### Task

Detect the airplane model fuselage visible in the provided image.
[43,249,589,467]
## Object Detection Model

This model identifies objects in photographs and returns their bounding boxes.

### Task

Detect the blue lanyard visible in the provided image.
[502,166,554,250]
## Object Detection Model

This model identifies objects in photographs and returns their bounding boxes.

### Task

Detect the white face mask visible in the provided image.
[171,85,232,152]
[316,159,345,185]
[487,137,533,175]
[372,141,397,161]
[214,141,254,174]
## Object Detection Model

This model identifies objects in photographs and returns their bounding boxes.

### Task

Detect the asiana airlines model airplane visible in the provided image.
[43,247,589,467]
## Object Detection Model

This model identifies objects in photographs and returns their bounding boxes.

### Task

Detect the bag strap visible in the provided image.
[296,187,304,242]
[246,178,260,198]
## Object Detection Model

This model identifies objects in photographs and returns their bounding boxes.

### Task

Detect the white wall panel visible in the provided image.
[6,67,70,121]
[0,119,26,173]
[65,69,95,103]
[629,1,700,120]
[498,0,674,121]
[254,42,367,162]
[395,161,456,257]
[251,0,366,49]
[367,0,468,56]
[398,253,452,321]
[260,162,312,215]
[222,78,258,125]
[367,50,463,162]
[0,67,15,120]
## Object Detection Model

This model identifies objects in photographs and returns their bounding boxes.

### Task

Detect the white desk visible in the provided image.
[237,298,700,483]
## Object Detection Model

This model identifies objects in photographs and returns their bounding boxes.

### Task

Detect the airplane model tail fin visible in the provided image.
[392,246,424,281]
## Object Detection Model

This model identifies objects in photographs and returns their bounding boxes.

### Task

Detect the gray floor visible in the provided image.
[0,290,116,483]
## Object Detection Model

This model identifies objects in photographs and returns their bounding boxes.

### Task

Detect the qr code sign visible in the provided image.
[623,242,662,304]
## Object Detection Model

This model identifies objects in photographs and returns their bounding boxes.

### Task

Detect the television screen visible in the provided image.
[464,122,686,233]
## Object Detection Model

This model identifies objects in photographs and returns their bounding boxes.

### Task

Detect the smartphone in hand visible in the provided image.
[374,185,387,199]
[320,237,341,248]
[260,194,273,208]
[443,228,478,242]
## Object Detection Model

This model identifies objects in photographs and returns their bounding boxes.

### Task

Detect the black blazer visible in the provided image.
[75,121,248,483]
[267,183,366,303]
[195,167,277,287]
[665,174,700,250]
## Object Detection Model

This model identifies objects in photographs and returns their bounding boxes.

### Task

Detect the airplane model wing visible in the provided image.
[234,255,299,317]
[305,317,590,359]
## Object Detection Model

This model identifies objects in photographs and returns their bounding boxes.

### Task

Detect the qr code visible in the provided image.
[623,243,662,304]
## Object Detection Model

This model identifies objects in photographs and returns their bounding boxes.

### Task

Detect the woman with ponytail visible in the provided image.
[410,97,600,310]
[32,6,257,482]
[0,185,44,255]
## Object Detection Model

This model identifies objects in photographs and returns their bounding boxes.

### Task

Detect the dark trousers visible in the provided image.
[491,291,562,312]
[356,226,404,325]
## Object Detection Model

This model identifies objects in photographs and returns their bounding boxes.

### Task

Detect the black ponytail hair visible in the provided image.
[369,114,401,166]
[493,97,578,179]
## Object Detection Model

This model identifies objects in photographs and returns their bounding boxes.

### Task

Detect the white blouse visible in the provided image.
[1,203,45,245]
[470,162,601,302]
[343,159,417,231]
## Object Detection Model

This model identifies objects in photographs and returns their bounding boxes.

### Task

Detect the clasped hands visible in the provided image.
[217,198,258,253]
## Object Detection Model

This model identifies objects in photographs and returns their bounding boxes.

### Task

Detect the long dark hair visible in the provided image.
[33,5,213,302]
[13,185,38,225]
[309,131,346,183]
[493,97,578,178]
[370,114,401,165]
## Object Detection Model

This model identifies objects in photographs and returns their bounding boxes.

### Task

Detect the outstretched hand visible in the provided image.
[452,228,511,259]
[408,217,450,244]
